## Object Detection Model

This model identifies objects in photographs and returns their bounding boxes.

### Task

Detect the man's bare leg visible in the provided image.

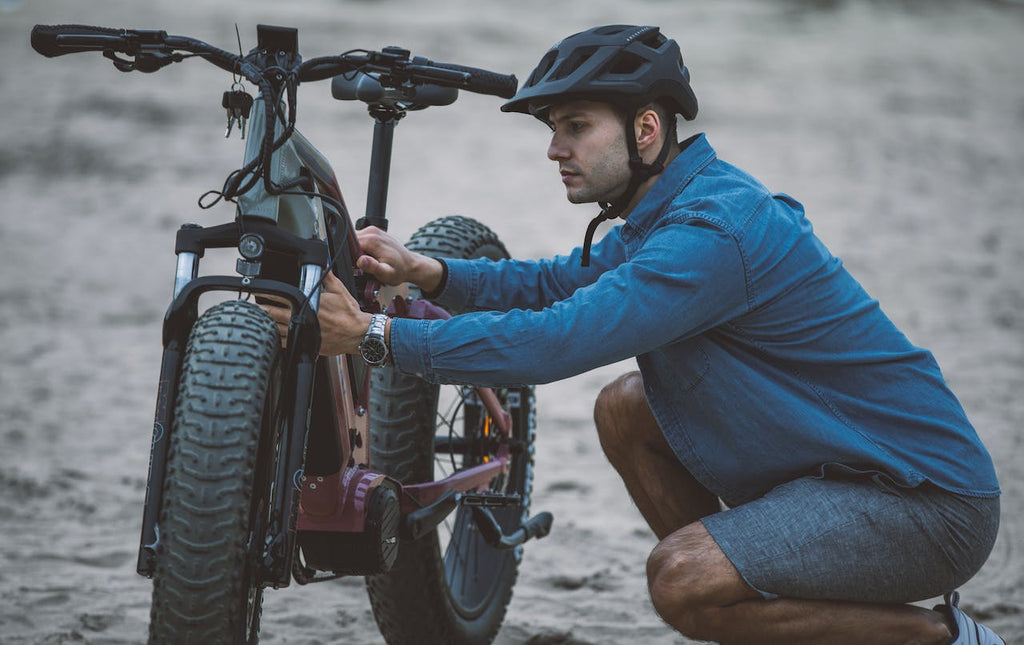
[593,371,719,538]
[646,523,953,644]
[595,372,953,644]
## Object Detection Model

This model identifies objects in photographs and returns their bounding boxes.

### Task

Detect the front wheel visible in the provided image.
[365,216,538,645]
[149,300,282,644]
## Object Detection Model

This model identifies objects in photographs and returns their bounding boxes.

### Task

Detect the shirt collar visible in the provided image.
[624,132,717,234]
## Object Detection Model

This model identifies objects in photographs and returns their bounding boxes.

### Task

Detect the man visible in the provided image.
[268,25,1003,644]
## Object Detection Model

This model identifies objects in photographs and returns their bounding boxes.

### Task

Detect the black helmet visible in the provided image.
[501,25,697,122]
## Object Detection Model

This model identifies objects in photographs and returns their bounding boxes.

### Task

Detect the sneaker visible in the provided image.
[934,591,1006,645]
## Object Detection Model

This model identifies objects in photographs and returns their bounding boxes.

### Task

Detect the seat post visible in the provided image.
[358,105,405,232]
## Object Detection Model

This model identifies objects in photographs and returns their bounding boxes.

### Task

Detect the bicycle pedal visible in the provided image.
[459,492,522,507]
[470,506,554,550]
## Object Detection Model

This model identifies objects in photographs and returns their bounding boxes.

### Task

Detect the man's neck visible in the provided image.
[618,139,682,218]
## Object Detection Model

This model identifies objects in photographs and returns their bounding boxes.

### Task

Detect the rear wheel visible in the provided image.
[365,216,537,645]
[149,300,282,644]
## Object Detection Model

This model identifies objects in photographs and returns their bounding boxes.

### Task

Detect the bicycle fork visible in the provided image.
[137,219,327,582]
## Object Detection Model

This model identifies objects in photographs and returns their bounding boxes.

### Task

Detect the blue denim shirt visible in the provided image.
[390,134,999,506]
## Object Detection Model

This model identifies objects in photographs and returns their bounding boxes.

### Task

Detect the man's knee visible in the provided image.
[594,371,647,422]
[646,535,705,635]
[646,524,755,638]
[594,371,654,457]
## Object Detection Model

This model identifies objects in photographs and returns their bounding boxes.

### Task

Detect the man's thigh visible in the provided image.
[701,475,999,603]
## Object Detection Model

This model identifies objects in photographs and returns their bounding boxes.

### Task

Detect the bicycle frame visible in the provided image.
[136,71,519,589]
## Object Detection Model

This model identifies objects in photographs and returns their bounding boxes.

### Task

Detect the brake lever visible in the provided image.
[103,49,141,72]
[134,52,182,73]
[102,49,181,73]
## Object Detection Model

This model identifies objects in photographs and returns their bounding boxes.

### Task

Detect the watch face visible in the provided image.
[360,337,388,366]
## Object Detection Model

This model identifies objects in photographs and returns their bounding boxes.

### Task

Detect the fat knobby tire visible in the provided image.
[365,216,537,645]
[149,300,281,644]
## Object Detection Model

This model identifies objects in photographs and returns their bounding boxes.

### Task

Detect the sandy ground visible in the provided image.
[1,0,1023,642]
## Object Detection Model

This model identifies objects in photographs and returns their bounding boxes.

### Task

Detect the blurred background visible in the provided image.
[1,0,1022,642]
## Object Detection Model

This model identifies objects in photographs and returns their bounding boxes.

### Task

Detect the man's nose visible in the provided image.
[547,133,569,161]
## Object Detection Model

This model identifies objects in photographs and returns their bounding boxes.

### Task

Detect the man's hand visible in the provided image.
[357,226,444,293]
[261,226,440,358]
[316,270,372,356]
[261,271,372,357]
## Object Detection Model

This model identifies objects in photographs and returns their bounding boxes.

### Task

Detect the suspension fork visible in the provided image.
[137,273,322,580]
[137,220,327,579]
[137,243,199,576]
[262,265,323,588]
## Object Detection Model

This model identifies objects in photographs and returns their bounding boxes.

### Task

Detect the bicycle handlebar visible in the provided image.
[295,54,517,99]
[416,60,518,100]
[30,24,518,98]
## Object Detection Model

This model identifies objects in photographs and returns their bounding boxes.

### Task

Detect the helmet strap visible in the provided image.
[579,109,677,267]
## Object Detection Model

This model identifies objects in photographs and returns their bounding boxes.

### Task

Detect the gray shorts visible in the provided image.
[701,474,1000,603]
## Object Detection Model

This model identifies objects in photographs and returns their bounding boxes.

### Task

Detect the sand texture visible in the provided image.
[2,0,1022,642]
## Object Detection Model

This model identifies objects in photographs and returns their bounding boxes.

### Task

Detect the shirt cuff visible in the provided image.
[389,317,435,381]
[428,257,479,312]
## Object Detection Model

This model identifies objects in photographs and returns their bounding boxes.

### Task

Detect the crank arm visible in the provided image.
[403,489,553,547]
[402,489,527,540]
[404,489,458,540]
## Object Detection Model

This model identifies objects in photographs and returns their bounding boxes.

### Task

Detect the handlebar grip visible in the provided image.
[432,61,518,99]
[31,24,131,57]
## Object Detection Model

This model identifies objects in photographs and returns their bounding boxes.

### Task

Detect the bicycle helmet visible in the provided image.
[501,24,697,122]
[502,25,698,266]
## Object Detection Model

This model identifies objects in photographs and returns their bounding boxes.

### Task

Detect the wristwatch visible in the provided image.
[358,313,390,366]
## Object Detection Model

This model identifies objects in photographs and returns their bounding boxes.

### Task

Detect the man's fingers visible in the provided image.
[259,301,292,348]
[358,253,406,286]
[261,303,290,323]
[356,254,374,272]
[261,293,290,306]
[356,225,385,247]
[357,254,384,277]
[274,321,289,348]
[357,227,409,285]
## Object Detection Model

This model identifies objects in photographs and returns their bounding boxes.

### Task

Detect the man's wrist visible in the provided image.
[358,313,390,366]
[419,257,448,299]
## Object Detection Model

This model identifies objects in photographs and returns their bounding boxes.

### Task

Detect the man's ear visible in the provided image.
[634,108,661,154]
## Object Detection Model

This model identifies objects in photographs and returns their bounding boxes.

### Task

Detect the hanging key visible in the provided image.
[222,89,254,139]
[235,91,253,139]
[222,90,237,137]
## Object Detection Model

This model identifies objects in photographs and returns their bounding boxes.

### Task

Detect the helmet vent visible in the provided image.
[637,30,667,49]
[603,51,645,76]
[549,46,599,81]
[527,50,558,86]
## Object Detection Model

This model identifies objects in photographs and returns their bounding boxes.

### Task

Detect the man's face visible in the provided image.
[546,100,631,205]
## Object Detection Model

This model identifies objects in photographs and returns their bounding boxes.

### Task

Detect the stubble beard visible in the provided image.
[564,138,632,205]
[566,165,632,205]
